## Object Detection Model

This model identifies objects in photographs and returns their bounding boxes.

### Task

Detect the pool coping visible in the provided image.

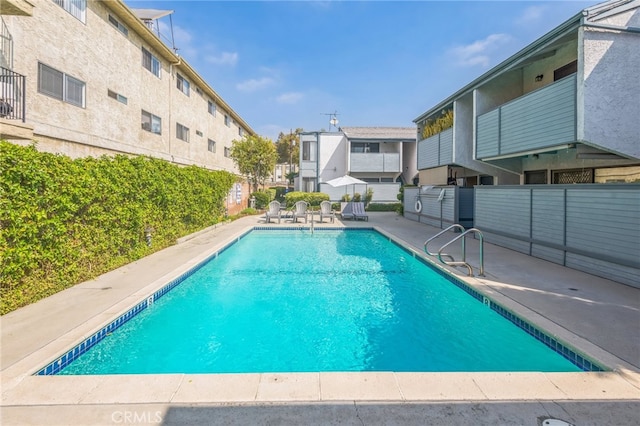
[2,223,640,408]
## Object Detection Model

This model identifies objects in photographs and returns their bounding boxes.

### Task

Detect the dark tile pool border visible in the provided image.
[36,227,605,375]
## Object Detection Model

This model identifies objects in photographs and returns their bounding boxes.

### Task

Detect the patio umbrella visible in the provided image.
[326,175,367,198]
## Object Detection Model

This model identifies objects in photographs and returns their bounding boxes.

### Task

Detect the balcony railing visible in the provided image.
[350,153,400,173]
[417,127,453,169]
[476,74,577,159]
[1,67,26,122]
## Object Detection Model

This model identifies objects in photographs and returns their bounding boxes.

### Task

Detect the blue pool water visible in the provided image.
[60,229,581,374]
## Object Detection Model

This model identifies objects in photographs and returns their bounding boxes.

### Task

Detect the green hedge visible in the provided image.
[283,191,330,208]
[250,189,274,209]
[0,142,236,314]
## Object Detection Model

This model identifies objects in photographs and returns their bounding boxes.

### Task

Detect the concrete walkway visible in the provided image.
[1,212,639,425]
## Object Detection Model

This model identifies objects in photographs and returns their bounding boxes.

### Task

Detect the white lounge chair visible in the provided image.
[265,200,281,223]
[293,201,309,223]
[353,202,368,221]
[319,201,335,223]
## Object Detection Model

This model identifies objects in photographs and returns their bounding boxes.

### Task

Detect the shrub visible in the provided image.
[273,186,288,202]
[0,141,235,314]
[352,193,362,202]
[341,194,351,202]
[283,191,330,208]
[251,190,272,209]
[364,188,374,206]
[366,203,401,212]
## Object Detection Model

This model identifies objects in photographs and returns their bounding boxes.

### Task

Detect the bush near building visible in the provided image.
[0,142,236,314]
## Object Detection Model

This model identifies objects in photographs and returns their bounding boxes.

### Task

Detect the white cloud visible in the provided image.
[236,77,276,92]
[206,52,239,66]
[449,33,512,68]
[276,92,304,104]
[516,6,547,25]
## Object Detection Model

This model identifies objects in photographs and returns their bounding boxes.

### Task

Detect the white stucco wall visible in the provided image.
[580,25,640,159]
[318,133,347,184]
[4,0,249,171]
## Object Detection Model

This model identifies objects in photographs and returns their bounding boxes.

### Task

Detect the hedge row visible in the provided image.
[0,142,236,314]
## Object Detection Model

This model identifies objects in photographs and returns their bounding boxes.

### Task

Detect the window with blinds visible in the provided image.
[37,63,85,107]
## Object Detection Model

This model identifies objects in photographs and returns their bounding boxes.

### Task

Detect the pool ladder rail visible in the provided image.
[424,224,485,277]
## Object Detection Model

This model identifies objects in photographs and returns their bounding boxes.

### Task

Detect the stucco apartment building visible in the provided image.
[406,0,640,287]
[1,0,253,180]
[299,127,417,203]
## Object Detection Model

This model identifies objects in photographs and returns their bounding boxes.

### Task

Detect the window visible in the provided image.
[380,177,395,183]
[196,130,203,137]
[525,170,547,184]
[208,101,216,116]
[107,89,127,105]
[553,168,593,184]
[224,147,231,157]
[108,14,128,36]
[351,142,379,153]
[195,87,204,97]
[141,110,161,134]
[38,63,85,107]
[208,139,216,153]
[302,140,317,161]
[176,123,190,142]
[52,0,86,22]
[177,73,190,96]
[142,47,161,78]
[224,114,230,127]
[554,60,577,81]
[238,126,243,137]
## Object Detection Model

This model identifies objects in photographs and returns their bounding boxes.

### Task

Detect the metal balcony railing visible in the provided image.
[1,67,26,122]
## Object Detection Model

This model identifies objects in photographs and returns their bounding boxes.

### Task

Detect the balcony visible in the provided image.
[350,153,400,173]
[417,127,453,169]
[1,66,25,122]
[476,74,577,160]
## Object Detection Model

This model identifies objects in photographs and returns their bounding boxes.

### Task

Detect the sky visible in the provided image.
[126,0,596,141]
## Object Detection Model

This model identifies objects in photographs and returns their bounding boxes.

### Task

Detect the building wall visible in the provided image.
[318,133,347,185]
[580,24,640,158]
[521,40,578,94]
[4,0,249,172]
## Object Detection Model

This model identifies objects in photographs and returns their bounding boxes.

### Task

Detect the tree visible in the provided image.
[275,128,302,167]
[229,134,277,192]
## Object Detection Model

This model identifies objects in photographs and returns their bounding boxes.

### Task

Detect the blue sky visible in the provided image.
[126,0,595,140]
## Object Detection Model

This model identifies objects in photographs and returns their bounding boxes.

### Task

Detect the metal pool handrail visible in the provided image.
[437,228,485,277]
[424,224,466,261]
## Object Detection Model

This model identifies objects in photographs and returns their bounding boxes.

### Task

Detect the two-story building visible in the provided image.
[407,0,640,287]
[1,0,253,178]
[299,127,417,203]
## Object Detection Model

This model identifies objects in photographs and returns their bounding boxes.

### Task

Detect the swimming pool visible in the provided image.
[41,228,603,375]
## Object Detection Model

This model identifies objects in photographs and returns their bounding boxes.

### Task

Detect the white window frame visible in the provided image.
[224,114,230,127]
[208,139,216,153]
[208,100,216,117]
[224,147,231,157]
[141,110,161,135]
[176,123,190,142]
[37,62,85,107]
[142,47,161,78]
[52,0,86,23]
[177,73,190,96]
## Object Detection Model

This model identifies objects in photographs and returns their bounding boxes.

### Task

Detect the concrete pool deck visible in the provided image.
[1,212,639,425]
